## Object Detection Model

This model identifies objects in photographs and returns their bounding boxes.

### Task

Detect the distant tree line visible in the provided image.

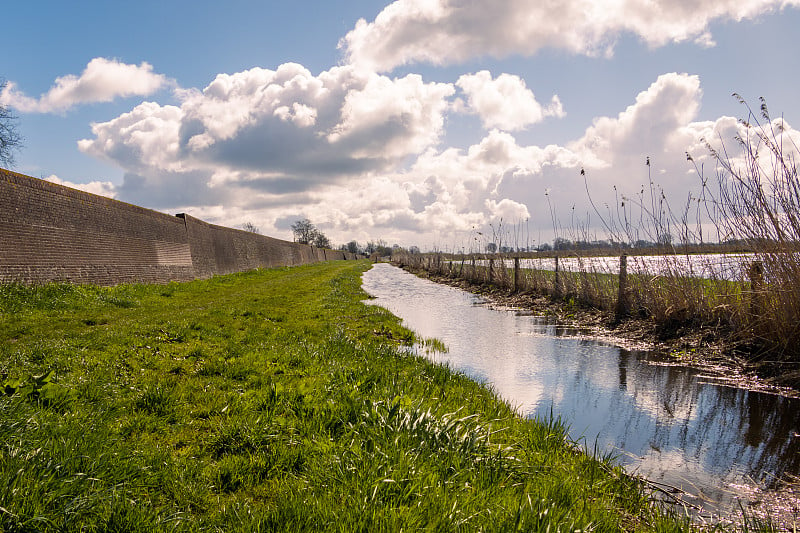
[338,239,398,257]
[474,236,761,255]
[247,217,415,257]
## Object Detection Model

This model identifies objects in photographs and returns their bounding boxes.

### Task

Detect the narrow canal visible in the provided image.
[362,263,800,520]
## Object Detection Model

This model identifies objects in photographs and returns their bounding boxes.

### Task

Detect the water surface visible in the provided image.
[362,263,800,517]
[478,253,755,280]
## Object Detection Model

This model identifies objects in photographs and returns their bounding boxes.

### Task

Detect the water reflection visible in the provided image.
[362,263,800,516]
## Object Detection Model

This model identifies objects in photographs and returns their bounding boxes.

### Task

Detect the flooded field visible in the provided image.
[473,253,757,280]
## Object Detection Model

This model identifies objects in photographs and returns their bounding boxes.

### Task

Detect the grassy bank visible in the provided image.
[1,261,691,531]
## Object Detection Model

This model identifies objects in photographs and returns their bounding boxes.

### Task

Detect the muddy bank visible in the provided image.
[399,264,800,399]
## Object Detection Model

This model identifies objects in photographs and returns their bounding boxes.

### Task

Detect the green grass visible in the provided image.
[0,261,693,531]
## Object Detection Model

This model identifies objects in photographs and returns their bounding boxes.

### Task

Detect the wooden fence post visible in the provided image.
[553,255,561,298]
[470,257,476,281]
[488,257,494,284]
[615,254,630,319]
[578,256,589,303]
[749,260,764,318]
[513,257,520,292]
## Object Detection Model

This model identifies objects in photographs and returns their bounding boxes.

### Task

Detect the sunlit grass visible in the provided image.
[0,261,694,531]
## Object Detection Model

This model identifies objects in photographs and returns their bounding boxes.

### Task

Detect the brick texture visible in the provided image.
[0,169,357,285]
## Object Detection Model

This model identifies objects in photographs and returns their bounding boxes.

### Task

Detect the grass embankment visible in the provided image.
[1,261,689,531]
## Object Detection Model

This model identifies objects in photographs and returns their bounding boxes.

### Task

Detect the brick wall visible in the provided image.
[181,214,324,277]
[0,169,357,285]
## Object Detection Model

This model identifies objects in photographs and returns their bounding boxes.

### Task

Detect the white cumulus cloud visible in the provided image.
[78,102,185,173]
[341,0,800,71]
[353,72,789,246]
[455,71,564,131]
[0,58,169,113]
[44,175,118,198]
[569,72,703,170]
[77,63,455,208]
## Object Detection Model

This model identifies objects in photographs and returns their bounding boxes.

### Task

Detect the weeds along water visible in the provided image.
[0,261,704,531]
[397,248,800,382]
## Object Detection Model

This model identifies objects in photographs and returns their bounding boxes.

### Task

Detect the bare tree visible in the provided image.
[291,218,317,244]
[0,79,23,168]
[241,221,261,234]
[291,218,333,247]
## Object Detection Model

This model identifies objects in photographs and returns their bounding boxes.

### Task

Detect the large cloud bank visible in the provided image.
[78,63,453,193]
[73,64,800,248]
[341,0,800,71]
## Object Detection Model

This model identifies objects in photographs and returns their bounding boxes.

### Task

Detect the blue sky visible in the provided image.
[3,0,800,249]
